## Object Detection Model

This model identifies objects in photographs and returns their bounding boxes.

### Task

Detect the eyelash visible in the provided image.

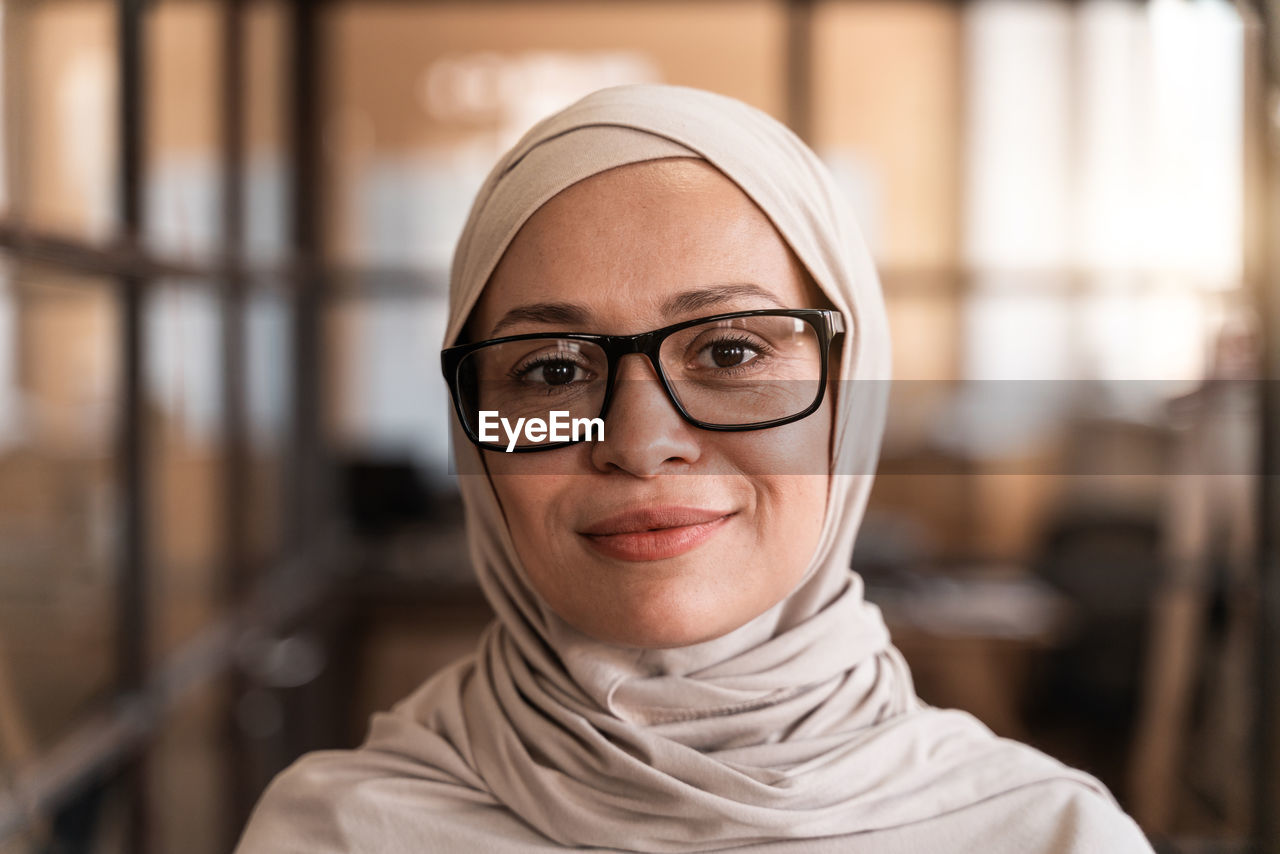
[509,353,594,385]
[505,331,777,387]
[693,333,776,372]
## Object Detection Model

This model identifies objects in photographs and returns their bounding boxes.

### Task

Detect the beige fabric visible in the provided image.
[235,84,1153,852]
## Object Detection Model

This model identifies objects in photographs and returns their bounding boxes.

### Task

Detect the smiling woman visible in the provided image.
[233,84,1155,853]
[468,158,837,648]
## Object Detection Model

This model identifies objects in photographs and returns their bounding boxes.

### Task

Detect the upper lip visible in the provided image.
[579,506,734,536]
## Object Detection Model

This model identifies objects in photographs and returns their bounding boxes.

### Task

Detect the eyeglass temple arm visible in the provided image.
[828,312,846,336]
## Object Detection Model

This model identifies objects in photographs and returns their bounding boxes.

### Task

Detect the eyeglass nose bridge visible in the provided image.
[597,329,685,422]
[599,327,670,377]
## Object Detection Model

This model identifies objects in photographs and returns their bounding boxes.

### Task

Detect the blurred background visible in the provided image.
[0,0,1277,852]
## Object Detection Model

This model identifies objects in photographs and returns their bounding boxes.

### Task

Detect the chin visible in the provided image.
[588,619,730,650]
[562,582,759,649]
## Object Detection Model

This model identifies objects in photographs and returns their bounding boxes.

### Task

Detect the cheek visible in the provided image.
[729,404,833,581]
[721,415,832,576]
[752,475,829,555]
[488,475,546,559]
[485,448,593,577]
[724,395,834,477]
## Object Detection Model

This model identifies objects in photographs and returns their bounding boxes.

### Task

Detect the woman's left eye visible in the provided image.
[529,361,588,385]
[692,337,764,370]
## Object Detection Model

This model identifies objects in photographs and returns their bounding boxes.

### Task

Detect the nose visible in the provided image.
[589,353,702,475]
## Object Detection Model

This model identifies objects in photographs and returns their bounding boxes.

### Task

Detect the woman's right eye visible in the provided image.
[515,359,592,386]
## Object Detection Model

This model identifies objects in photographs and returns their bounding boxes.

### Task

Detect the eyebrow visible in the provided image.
[488,302,592,337]
[486,282,785,337]
[660,283,787,316]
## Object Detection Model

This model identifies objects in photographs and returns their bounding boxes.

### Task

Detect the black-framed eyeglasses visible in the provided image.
[441,308,845,452]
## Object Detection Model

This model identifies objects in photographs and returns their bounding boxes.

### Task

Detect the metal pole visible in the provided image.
[286,0,325,554]
[116,0,149,851]
[1249,1,1280,851]
[220,0,247,641]
[218,0,254,842]
[785,0,814,142]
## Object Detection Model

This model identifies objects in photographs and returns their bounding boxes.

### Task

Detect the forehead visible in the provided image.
[469,159,820,339]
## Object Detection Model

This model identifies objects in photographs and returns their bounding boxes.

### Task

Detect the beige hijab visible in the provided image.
[234,84,1152,853]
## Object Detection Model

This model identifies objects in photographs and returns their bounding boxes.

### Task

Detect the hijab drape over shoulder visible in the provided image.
[235,84,1154,853]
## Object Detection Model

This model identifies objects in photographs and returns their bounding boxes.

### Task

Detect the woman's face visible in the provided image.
[469,159,835,648]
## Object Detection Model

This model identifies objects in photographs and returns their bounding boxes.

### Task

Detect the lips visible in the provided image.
[580,507,733,536]
[579,506,736,562]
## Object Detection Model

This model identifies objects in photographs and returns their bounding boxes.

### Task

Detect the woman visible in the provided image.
[235,84,1154,853]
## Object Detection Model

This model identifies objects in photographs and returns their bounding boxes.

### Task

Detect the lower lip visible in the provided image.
[581,514,735,562]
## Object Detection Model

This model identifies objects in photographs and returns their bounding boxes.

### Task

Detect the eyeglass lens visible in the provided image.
[455,315,824,449]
